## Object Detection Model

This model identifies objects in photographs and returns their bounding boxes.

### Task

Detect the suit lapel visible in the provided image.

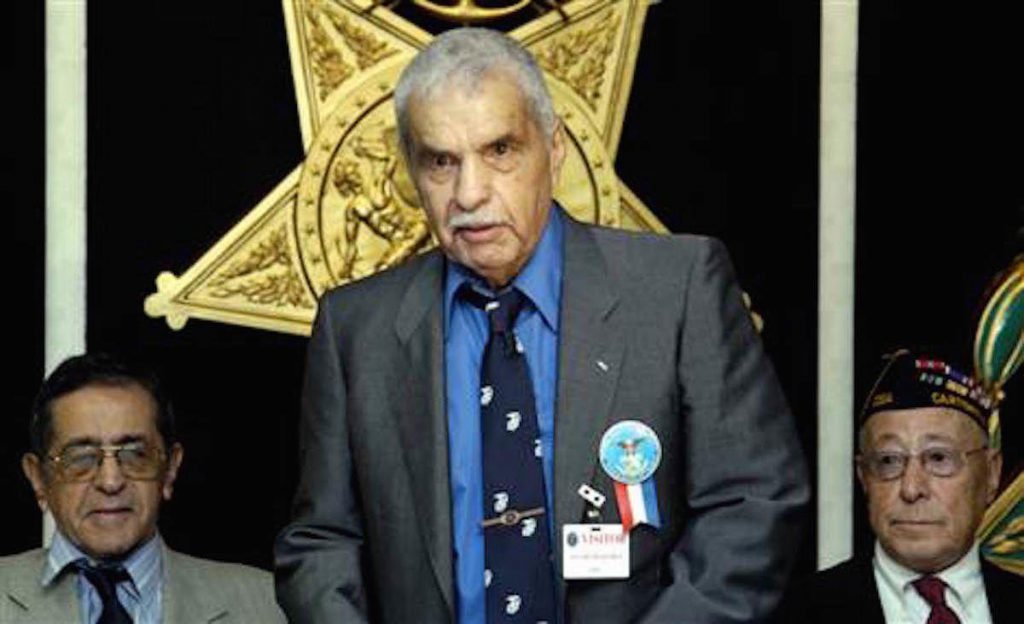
[851,557,885,624]
[981,559,1022,624]
[162,547,228,623]
[394,251,454,618]
[4,550,79,624]
[806,557,884,624]
[388,223,625,609]
[553,219,624,568]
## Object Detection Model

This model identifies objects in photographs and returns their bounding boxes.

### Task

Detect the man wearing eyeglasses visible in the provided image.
[0,353,284,623]
[778,350,1020,623]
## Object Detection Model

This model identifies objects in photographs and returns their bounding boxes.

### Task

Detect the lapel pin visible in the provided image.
[577,483,607,508]
[599,420,663,531]
[596,359,609,372]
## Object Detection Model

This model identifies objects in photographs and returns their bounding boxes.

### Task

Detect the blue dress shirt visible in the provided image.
[444,206,563,624]
[43,530,164,624]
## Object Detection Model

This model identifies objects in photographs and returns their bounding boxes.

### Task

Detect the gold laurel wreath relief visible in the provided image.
[145,0,665,335]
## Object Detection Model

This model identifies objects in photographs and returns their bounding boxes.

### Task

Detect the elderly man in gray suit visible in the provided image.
[275,27,809,624]
[0,353,284,624]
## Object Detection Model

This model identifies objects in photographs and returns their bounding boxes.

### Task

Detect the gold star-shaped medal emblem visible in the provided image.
[145,0,666,335]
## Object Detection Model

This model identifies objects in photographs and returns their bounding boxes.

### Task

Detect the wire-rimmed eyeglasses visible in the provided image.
[45,442,167,482]
[858,446,988,481]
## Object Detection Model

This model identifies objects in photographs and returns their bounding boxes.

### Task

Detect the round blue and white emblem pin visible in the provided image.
[599,420,662,485]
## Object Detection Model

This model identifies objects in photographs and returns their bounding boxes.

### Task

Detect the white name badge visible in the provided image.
[562,524,630,579]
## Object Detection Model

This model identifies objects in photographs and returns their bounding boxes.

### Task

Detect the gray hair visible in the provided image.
[394,28,557,161]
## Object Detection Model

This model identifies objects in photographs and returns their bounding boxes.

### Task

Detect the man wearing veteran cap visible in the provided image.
[779,350,1020,623]
[276,27,809,623]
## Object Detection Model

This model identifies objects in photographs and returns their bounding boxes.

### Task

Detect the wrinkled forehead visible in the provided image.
[49,382,161,447]
[407,73,537,146]
[419,61,522,101]
[411,67,528,117]
[861,406,985,448]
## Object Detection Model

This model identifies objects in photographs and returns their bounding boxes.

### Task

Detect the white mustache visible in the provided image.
[446,211,508,230]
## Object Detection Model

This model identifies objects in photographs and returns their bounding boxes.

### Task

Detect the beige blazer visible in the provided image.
[0,544,285,623]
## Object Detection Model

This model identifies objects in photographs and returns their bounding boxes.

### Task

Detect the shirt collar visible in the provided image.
[444,203,563,331]
[873,540,983,605]
[874,540,918,602]
[42,529,164,600]
[934,542,983,607]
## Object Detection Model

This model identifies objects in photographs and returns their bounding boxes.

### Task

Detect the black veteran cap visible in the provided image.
[861,349,996,431]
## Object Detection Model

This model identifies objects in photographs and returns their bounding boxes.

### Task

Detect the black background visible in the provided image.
[4,0,1021,588]
[6,0,46,553]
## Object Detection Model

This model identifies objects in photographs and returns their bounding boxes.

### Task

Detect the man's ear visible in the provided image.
[161,443,184,501]
[22,453,50,512]
[855,460,868,496]
[985,449,1003,505]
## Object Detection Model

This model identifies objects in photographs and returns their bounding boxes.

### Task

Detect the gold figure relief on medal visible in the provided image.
[145,0,664,335]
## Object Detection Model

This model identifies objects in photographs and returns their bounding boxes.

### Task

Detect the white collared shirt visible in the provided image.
[873,541,993,624]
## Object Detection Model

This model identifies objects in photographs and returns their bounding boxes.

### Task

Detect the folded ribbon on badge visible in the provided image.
[599,420,663,531]
[612,479,661,531]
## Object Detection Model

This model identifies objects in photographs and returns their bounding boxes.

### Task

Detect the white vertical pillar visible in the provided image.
[817,0,858,570]
[45,0,88,546]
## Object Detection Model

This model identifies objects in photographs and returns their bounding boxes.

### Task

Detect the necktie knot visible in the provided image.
[74,560,133,624]
[75,560,130,597]
[912,575,961,624]
[912,575,947,606]
[459,285,527,335]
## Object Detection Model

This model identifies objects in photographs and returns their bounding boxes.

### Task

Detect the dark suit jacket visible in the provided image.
[776,554,1022,623]
[275,215,809,623]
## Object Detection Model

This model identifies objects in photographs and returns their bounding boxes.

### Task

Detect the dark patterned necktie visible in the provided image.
[460,285,556,623]
[75,560,134,624]
[911,575,961,624]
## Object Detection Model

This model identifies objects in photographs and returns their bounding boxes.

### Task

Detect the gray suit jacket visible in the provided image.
[275,216,809,623]
[0,544,285,623]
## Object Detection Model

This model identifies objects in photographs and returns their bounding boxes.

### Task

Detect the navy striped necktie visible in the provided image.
[460,285,556,623]
[75,560,133,624]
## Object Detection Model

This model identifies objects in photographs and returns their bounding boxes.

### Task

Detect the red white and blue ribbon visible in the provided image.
[613,479,661,531]
[599,420,663,532]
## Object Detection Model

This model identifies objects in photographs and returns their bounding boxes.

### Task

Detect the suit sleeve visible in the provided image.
[274,296,370,622]
[640,237,810,623]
